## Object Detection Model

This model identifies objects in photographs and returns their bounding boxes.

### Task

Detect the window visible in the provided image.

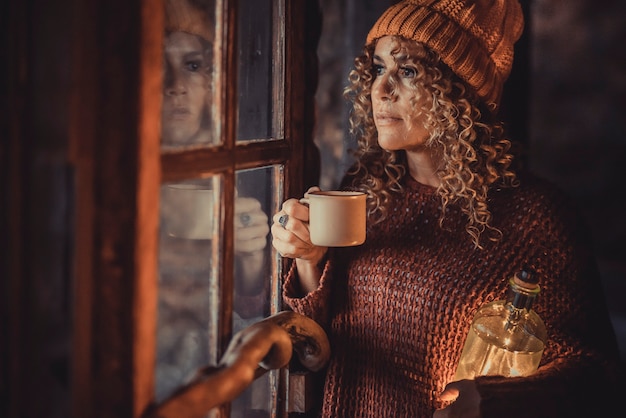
[154,0,319,416]
[2,0,320,416]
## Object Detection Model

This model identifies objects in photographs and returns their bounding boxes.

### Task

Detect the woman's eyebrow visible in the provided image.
[392,53,411,64]
[373,52,413,66]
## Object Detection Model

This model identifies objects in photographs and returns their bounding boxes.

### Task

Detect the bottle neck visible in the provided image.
[506,277,540,310]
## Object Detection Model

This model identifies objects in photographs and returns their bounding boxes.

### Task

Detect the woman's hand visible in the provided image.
[234,196,269,295]
[271,186,327,263]
[433,379,481,418]
[235,196,270,255]
[271,186,328,294]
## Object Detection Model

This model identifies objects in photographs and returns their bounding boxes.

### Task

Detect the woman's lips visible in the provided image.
[168,107,191,120]
[375,112,402,125]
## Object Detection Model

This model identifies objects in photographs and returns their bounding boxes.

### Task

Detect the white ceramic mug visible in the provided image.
[300,190,366,247]
[160,183,215,239]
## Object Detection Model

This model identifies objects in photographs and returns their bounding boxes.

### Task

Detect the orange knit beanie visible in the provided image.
[366,0,524,106]
[165,0,214,42]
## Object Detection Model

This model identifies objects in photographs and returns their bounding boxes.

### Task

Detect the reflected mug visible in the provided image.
[160,183,214,240]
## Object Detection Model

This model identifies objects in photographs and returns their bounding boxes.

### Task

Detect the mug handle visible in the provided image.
[299,189,315,206]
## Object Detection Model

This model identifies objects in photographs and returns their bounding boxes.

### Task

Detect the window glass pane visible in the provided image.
[231,372,275,418]
[232,167,275,328]
[155,176,221,402]
[162,0,219,151]
[237,0,279,141]
[232,166,278,416]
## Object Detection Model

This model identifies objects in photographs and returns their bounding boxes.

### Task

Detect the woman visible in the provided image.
[157,0,272,403]
[161,25,213,147]
[271,1,621,417]
[160,0,270,300]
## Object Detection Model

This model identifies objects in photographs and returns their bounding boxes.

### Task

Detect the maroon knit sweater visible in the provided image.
[283,173,621,418]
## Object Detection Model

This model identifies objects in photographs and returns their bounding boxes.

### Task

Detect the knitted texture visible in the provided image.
[366,0,524,106]
[165,0,213,41]
[283,173,620,418]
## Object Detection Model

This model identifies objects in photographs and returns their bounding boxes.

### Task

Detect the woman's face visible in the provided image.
[371,36,430,152]
[161,31,211,146]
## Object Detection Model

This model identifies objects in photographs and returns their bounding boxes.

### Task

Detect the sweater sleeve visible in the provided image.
[282,257,334,328]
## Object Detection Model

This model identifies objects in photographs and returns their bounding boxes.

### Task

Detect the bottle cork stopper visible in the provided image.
[513,268,539,290]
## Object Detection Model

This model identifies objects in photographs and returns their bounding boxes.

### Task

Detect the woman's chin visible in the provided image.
[376,137,403,151]
[161,131,195,146]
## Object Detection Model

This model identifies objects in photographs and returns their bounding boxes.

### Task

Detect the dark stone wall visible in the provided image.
[529,0,626,359]
[315,0,626,360]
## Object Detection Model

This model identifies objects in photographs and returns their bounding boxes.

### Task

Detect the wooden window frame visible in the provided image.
[1,0,318,417]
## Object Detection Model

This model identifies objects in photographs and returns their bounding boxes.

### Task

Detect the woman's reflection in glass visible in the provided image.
[157,2,272,410]
[162,0,214,147]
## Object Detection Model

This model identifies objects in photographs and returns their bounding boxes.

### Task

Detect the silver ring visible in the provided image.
[240,212,251,227]
[278,214,289,228]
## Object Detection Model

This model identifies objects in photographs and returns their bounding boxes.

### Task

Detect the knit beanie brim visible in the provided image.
[165,0,214,42]
[366,0,524,106]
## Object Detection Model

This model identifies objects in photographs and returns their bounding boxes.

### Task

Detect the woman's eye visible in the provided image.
[185,60,203,72]
[400,67,417,78]
[372,64,384,76]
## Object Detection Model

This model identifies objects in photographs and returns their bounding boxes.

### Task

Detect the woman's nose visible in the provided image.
[164,68,187,96]
[372,74,395,102]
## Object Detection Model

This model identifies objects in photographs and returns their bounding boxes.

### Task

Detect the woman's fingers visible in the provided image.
[272,199,311,240]
[305,185,321,195]
[234,197,270,254]
[271,220,328,263]
[235,196,262,214]
[271,189,330,260]
[235,197,267,227]
[271,222,310,259]
[271,198,317,259]
[236,224,269,253]
[433,380,480,418]
[280,198,311,222]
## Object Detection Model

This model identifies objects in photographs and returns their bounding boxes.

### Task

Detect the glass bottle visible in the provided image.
[453,269,547,380]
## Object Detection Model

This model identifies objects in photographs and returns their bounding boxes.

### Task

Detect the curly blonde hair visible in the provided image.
[342,37,519,249]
